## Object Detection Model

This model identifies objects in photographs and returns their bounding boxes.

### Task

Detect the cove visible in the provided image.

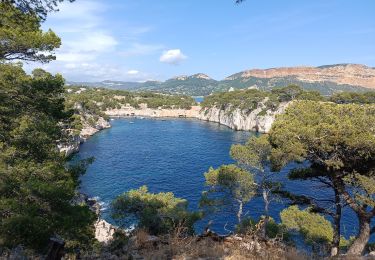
[74,117,359,236]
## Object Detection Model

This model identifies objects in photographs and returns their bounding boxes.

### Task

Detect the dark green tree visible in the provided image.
[201,164,256,224]
[280,205,350,254]
[269,100,375,256]
[0,1,61,62]
[112,186,201,235]
[230,135,282,238]
[7,0,74,20]
[0,64,95,251]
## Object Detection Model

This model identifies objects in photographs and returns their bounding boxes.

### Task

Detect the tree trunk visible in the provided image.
[331,188,342,257]
[261,188,270,239]
[237,200,243,224]
[347,214,371,256]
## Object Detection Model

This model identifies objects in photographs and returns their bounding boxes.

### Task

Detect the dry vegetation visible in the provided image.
[81,227,308,260]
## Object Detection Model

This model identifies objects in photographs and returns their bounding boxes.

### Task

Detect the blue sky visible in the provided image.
[27,0,375,82]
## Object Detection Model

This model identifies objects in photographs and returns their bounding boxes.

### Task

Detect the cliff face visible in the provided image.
[105,102,287,133]
[197,102,289,133]
[59,106,111,157]
[226,64,375,90]
[80,116,111,141]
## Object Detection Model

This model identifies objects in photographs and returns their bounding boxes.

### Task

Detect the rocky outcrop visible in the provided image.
[198,102,289,133]
[58,104,111,157]
[58,135,81,157]
[80,116,111,141]
[73,194,116,244]
[94,219,116,244]
[105,102,288,133]
[226,64,375,90]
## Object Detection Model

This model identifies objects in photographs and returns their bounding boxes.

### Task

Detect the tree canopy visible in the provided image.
[0,1,61,62]
[0,64,95,251]
[6,0,74,20]
[112,186,201,236]
[230,135,282,238]
[269,100,375,255]
[201,164,256,224]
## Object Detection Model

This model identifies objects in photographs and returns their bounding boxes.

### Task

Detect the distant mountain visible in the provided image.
[68,64,375,96]
[134,73,219,96]
[66,80,142,90]
[222,64,375,95]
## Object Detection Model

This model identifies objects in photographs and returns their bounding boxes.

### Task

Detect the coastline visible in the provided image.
[104,102,289,133]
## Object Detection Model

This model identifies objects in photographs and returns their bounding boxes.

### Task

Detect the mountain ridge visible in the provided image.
[68,63,375,96]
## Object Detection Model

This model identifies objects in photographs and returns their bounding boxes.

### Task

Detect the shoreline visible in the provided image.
[104,102,289,133]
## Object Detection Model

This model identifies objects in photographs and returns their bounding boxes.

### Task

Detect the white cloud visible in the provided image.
[127,70,139,75]
[160,49,187,65]
[26,0,159,82]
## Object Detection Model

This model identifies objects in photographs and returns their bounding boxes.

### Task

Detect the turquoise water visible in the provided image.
[75,118,358,236]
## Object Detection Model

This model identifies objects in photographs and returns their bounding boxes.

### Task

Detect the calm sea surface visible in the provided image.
[74,118,358,236]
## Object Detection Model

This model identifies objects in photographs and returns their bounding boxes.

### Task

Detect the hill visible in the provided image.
[68,64,375,96]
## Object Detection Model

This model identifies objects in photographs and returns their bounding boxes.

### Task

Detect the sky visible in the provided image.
[25,0,375,82]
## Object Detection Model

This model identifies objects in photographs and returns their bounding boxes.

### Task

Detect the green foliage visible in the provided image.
[201,89,275,112]
[237,217,289,240]
[65,87,196,118]
[0,64,95,251]
[281,206,333,245]
[330,91,375,104]
[201,85,324,113]
[201,164,256,223]
[271,85,304,102]
[231,135,271,171]
[9,0,74,20]
[269,101,375,172]
[0,1,61,62]
[269,101,375,254]
[112,186,201,236]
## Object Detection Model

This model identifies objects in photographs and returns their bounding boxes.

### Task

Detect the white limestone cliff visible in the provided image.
[105,102,289,133]
[197,102,290,133]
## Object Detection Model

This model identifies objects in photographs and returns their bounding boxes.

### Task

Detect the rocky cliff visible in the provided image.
[226,64,375,90]
[105,102,287,133]
[59,104,111,157]
[197,102,289,133]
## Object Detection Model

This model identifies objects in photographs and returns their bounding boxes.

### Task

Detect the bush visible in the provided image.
[236,217,290,241]
[112,186,201,235]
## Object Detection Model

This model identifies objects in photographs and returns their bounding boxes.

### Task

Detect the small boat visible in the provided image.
[129,121,134,124]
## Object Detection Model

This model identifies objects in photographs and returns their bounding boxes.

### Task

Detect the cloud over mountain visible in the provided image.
[160,49,187,65]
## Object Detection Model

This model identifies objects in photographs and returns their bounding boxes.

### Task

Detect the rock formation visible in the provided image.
[197,102,289,133]
[226,64,375,90]
[58,104,111,156]
[105,102,288,133]
[94,219,116,244]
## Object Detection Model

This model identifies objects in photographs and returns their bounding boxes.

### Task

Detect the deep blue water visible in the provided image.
[75,118,359,237]
[193,96,204,103]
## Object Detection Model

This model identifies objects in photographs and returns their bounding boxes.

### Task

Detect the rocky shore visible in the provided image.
[74,193,116,244]
[58,113,111,157]
[105,105,201,118]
